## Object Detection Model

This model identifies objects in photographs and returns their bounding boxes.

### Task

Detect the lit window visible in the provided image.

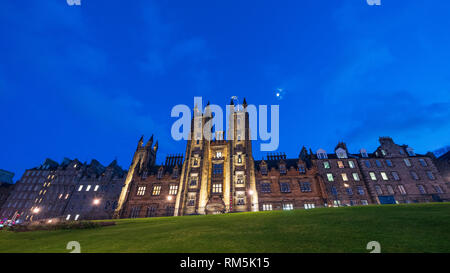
[381,150,386,156]
[323,162,330,169]
[86,185,91,192]
[262,204,272,211]
[283,203,294,210]
[327,173,334,182]
[74,214,80,221]
[237,154,242,163]
[381,172,388,181]
[304,203,315,209]
[341,173,348,181]
[398,185,407,195]
[369,172,377,181]
[349,161,355,168]
[216,151,222,158]
[94,185,99,191]
[337,161,344,168]
[361,200,369,205]
[352,173,360,181]
[65,194,69,199]
[78,185,83,191]
[404,158,411,167]
[426,171,435,180]
[152,186,161,196]
[66,214,71,221]
[137,186,146,196]
[212,183,222,193]
[169,185,178,195]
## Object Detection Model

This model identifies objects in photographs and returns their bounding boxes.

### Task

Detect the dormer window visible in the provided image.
[316,149,328,159]
[406,147,415,156]
[381,149,387,156]
[360,149,368,158]
[279,164,287,174]
[157,168,164,179]
[172,168,179,178]
[142,171,148,179]
[298,164,306,174]
[260,165,268,175]
[336,148,347,159]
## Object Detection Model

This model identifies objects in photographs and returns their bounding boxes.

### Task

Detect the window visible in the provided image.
[369,172,377,181]
[434,185,444,194]
[74,214,80,221]
[66,214,71,221]
[212,183,222,193]
[262,204,272,211]
[279,164,287,174]
[216,151,222,158]
[399,149,405,155]
[157,169,164,179]
[260,165,268,175]
[349,161,355,168]
[169,185,178,195]
[130,206,141,218]
[375,160,382,167]
[237,197,245,206]
[386,185,395,195]
[386,159,393,167]
[193,158,199,167]
[78,185,83,191]
[381,149,387,156]
[187,194,196,206]
[137,186,146,196]
[392,171,400,181]
[410,171,419,180]
[364,161,371,168]
[94,185,99,191]
[346,187,353,195]
[426,171,435,180]
[86,185,91,192]
[404,158,411,167]
[280,182,291,193]
[357,186,365,195]
[261,183,271,193]
[323,161,330,169]
[213,164,223,175]
[352,173,360,181]
[146,206,157,217]
[361,200,369,205]
[333,200,341,207]
[375,185,383,195]
[237,154,242,163]
[417,185,427,194]
[337,161,344,169]
[298,164,306,174]
[190,176,198,187]
[299,182,312,192]
[304,203,315,209]
[406,148,415,156]
[283,203,294,210]
[381,172,388,181]
[327,173,334,182]
[236,174,244,184]
[152,186,161,196]
[398,185,407,195]
[341,173,348,181]
[419,159,428,167]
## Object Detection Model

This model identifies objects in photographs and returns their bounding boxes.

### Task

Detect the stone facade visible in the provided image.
[0,158,125,222]
[434,151,450,187]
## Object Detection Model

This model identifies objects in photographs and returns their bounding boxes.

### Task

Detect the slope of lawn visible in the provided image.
[1,203,449,253]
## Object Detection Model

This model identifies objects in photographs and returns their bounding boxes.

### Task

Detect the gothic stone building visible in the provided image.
[115,100,450,219]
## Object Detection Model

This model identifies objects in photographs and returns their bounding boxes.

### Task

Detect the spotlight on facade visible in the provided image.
[93,199,101,205]
[248,190,254,195]
[32,207,40,214]
[48,219,53,223]
[167,195,173,201]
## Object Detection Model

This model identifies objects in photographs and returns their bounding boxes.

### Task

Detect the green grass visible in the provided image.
[1,203,450,253]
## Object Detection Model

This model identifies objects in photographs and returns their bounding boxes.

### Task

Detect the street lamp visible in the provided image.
[32,207,40,214]
[248,190,254,195]
[93,199,101,205]
[167,195,173,201]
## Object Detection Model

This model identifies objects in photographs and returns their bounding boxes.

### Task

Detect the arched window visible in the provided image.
[316,149,328,159]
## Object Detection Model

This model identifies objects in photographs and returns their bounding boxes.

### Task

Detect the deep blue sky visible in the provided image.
[1,0,449,180]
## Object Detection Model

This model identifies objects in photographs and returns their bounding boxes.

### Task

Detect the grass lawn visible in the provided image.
[1,203,449,253]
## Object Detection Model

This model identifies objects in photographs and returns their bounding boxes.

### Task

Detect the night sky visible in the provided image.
[1,1,449,180]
